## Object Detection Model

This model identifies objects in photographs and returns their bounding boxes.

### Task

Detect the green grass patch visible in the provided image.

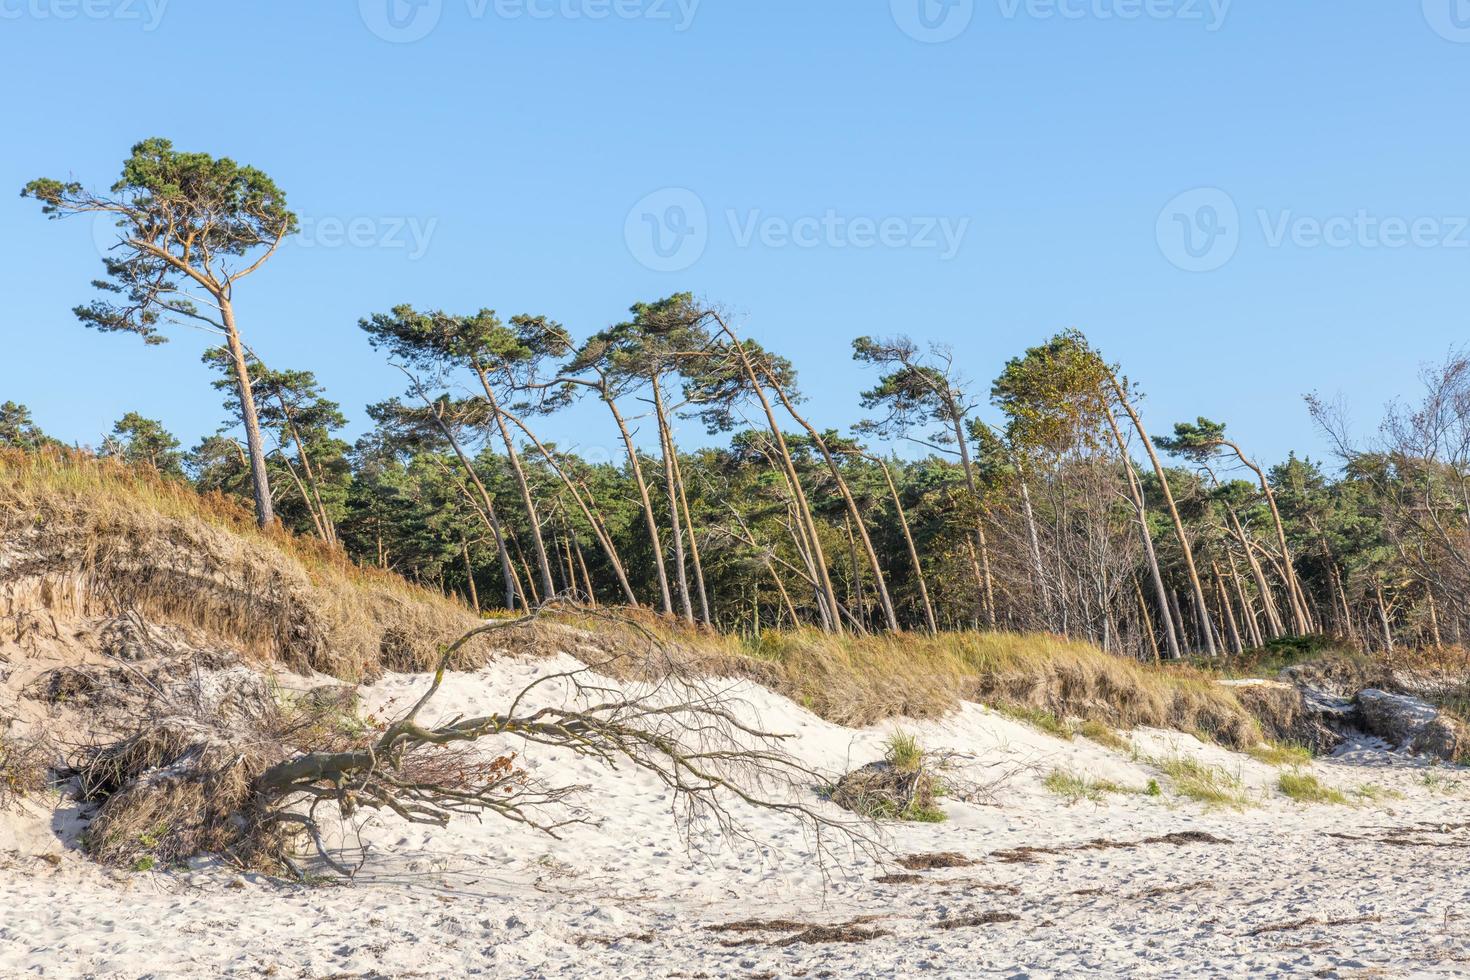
[999,705,1074,740]
[1148,754,1251,809]
[884,730,924,773]
[1247,742,1313,767]
[1043,768,1139,804]
[1353,783,1404,803]
[1078,720,1129,751]
[1277,772,1349,805]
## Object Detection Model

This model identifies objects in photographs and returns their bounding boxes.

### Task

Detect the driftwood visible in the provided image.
[252,603,873,877]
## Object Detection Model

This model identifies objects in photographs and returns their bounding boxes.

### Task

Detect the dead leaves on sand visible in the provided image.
[991,830,1233,865]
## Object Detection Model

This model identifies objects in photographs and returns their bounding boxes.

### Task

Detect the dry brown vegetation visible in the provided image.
[1,449,486,678]
[1,449,1266,752]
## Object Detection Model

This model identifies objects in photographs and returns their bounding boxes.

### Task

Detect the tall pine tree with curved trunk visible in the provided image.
[360,305,558,603]
[853,335,997,629]
[1156,417,1312,638]
[23,138,297,529]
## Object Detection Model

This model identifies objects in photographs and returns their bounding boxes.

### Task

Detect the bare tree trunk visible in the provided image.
[668,440,711,624]
[950,415,996,628]
[652,379,696,624]
[1229,442,1310,636]
[1014,456,1055,630]
[472,367,556,602]
[1103,411,1182,659]
[1427,586,1444,647]
[220,299,274,529]
[462,540,480,615]
[498,407,639,606]
[1226,506,1285,638]
[1376,583,1394,652]
[602,391,674,614]
[762,373,899,632]
[1228,553,1263,649]
[1213,561,1244,656]
[1135,576,1161,663]
[1109,374,1215,655]
[417,396,520,611]
[868,452,937,634]
[715,320,844,633]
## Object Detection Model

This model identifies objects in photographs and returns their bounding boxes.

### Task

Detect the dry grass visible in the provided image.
[740,629,1261,749]
[1277,772,1349,805]
[0,725,49,809]
[1147,754,1251,809]
[829,732,948,823]
[1247,742,1314,767]
[1042,768,1140,804]
[3,449,1262,754]
[0,448,483,679]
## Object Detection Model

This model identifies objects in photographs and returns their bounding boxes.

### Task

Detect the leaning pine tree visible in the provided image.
[23,137,298,528]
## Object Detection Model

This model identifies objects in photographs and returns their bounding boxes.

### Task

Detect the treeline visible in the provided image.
[12,138,1470,659]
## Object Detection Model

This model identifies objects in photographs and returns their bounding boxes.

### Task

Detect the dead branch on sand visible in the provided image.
[251,602,875,879]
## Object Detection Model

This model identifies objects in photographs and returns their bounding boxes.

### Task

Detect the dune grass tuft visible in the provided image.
[1247,742,1314,767]
[1148,754,1251,809]
[1043,768,1139,804]
[1277,772,1349,805]
[1078,719,1130,751]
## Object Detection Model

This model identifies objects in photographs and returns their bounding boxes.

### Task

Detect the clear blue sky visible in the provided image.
[4,1,1469,467]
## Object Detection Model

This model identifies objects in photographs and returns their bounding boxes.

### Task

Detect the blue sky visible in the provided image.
[3,0,1470,468]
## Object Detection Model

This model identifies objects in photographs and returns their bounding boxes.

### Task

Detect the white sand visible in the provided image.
[3,653,1469,978]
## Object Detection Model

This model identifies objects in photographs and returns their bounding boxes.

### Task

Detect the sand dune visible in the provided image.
[3,653,1469,978]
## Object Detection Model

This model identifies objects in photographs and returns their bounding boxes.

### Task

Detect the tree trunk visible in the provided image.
[762,372,899,632]
[605,391,674,615]
[716,325,843,633]
[220,300,274,529]
[1014,455,1055,631]
[1225,506,1284,638]
[498,407,639,606]
[1110,375,1216,655]
[652,378,696,624]
[1103,410,1181,659]
[1134,576,1161,663]
[1227,553,1263,649]
[473,364,556,602]
[949,413,996,628]
[1229,443,1310,636]
[419,399,520,611]
[869,453,937,634]
[1376,583,1394,652]
[1213,561,1244,656]
[668,439,712,624]
[461,540,480,615]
